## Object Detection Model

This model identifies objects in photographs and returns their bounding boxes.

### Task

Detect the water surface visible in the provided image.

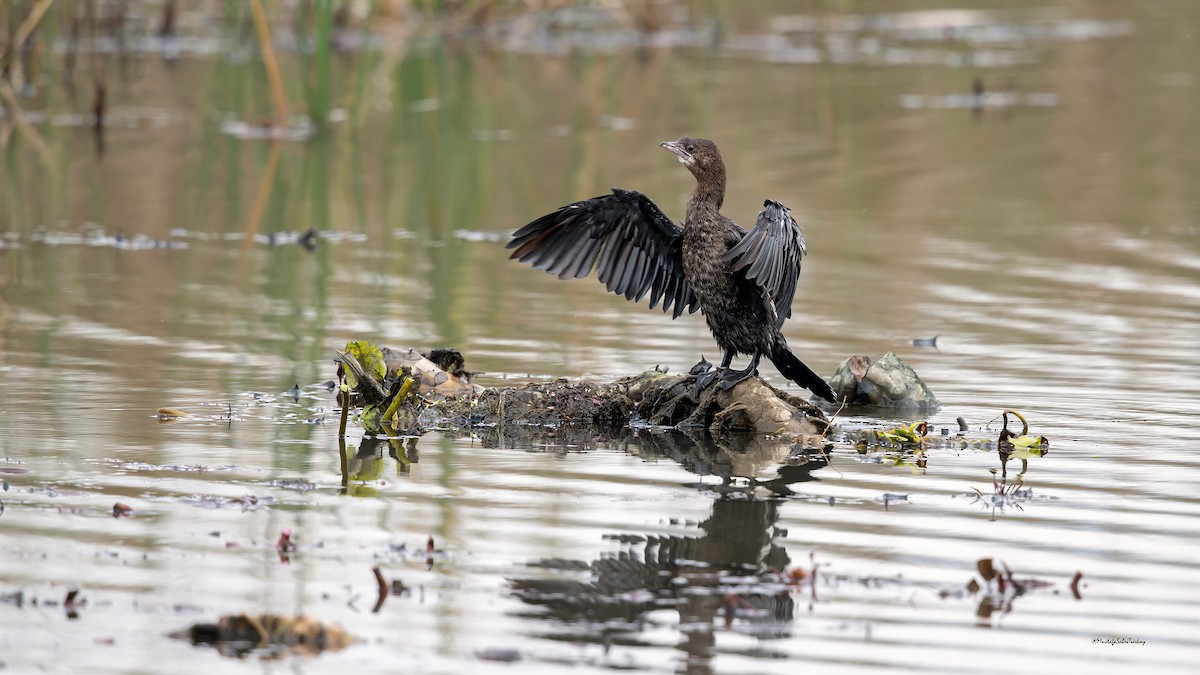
[1,2,1198,673]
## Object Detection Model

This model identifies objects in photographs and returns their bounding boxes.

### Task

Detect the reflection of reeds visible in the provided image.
[0,80,51,159]
[5,0,56,92]
[0,0,54,156]
[235,140,282,282]
[304,0,334,127]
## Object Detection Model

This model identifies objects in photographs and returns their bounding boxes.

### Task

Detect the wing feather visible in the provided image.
[508,189,698,316]
[723,199,808,329]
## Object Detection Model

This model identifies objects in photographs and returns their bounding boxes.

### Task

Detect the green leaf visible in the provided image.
[343,340,387,389]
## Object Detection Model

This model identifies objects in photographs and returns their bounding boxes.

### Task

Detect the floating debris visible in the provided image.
[179,494,265,511]
[112,503,134,518]
[276,529,296,564]
[371,566,389,613]
[64,589,85,620]
[475,648,522,663]
[862,421,929,447]
[268,479,318,492]
[116,461,246,473]
[297,228,319,253]
[171,614,353,658]
[996,409,1050,466]
[964,557,1082,624]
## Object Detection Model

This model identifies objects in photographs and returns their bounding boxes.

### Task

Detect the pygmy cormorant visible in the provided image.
[507,136,835,403]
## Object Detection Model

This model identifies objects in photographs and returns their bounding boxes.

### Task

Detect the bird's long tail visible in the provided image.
[769,341,836,403]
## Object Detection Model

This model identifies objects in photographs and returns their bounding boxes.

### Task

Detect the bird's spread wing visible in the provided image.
[722,199,807,328]
[507,189,700,318]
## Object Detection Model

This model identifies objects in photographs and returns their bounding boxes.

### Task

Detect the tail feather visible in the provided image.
[769,344,835,403]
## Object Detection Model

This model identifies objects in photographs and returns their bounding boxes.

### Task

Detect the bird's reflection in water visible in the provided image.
[508,430,828,671]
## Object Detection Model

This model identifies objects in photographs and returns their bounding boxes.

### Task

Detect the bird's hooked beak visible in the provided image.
[660,140,694,167]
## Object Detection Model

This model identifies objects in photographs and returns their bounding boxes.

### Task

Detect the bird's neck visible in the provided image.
[688,170,726,213]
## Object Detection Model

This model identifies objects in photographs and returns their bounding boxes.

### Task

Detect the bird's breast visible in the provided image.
[682,225,736,308]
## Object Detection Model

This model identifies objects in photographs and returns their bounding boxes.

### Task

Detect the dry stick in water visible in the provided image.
[338,386,350,439]
[371,567,388,613]
[337,436,350,490]
[815,398,848,478]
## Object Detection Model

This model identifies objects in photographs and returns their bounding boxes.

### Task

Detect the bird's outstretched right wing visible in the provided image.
[507,189,700,318]
[723,199,807,328]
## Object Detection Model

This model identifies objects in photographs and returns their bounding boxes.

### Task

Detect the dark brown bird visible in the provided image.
[507,136,835,402]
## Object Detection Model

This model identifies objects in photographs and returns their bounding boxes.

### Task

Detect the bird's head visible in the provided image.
[660,136,723,181]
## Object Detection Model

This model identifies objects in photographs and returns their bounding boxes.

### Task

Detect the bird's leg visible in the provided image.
[719,352,761,390]
[717,350,734,370]
[693,349,736,396]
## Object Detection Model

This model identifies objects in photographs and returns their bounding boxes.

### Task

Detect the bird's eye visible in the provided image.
[685,144,695,153]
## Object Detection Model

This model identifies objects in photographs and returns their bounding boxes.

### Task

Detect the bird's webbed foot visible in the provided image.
[692,350,739,398]
[717,368,756,390]
[692,368,721,398]
[717,354,761,390]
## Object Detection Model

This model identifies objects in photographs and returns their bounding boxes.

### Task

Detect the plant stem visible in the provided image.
[248,0,289,122]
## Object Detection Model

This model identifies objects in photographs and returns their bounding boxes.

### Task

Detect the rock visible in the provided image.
[829,351,940,410]
[382,347,483,399]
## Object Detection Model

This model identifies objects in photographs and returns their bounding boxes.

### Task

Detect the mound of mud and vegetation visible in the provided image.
[334,341,836,441]
[331,342,945,447]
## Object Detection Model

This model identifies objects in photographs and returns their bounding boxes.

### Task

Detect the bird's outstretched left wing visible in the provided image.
[722,199,808,328]
[507,189,700,318]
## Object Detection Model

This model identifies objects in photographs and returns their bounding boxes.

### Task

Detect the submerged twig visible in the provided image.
[338,436,349,491]
[338,385,350,439]
[815,398,847,477]
[371,566,388,613]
